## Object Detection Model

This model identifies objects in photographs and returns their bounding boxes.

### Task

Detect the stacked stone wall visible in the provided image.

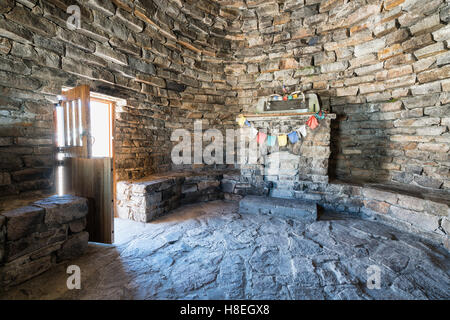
[0,195,89,289]
[224,0,450,190]
[0,0,239,201]
[0,0,449,203]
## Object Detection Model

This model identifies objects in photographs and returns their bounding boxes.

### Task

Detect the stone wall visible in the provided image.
[223,0,450,190]
[0,0,449,200]
[0,0,239,201]
[0,195,89,289]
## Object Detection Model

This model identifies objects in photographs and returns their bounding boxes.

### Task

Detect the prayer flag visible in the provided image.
[278,134,287,146]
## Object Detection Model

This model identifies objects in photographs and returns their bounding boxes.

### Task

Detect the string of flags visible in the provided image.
[237,111,326,147]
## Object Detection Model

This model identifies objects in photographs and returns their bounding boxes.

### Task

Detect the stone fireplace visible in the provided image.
[232,113,336,199]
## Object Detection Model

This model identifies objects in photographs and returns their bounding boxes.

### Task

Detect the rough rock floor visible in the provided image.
[1,200,449,300]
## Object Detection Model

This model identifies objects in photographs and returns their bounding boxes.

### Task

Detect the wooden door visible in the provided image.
[59,85,114,244]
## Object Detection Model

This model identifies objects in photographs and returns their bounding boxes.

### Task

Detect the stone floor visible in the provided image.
[1,200,449,300]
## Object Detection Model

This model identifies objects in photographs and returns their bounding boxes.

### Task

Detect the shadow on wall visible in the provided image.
[329,101,392,184]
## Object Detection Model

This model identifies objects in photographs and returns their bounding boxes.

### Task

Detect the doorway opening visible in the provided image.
[55,86,125,244]
[55,94,117,194]
[90,98,113,158]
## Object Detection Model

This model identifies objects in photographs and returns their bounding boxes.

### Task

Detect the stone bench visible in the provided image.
[287,180,450,250]
[0,195,89,289]
[116,169,241,222]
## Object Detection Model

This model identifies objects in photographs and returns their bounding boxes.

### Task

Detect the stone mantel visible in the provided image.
[238,113,336,121]
[235,112,335,195]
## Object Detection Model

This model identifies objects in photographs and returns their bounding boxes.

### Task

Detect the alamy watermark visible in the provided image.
[66,5,81,30]
[366,265,381,290]
[66,265,81,290]
[171,120,277,167]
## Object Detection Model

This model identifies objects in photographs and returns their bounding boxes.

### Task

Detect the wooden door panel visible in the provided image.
[66,157,114,244]
[62,85,91,157]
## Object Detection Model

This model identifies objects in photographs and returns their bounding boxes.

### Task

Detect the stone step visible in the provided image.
[239,195,317,223]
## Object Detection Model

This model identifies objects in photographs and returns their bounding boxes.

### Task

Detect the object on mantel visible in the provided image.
[263,92,320,114]
[307,93,320,113]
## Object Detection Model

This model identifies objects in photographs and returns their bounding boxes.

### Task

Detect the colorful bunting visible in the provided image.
[288,131,299,144]
[306,115,319,130]
[250,127,258,138]
[297,125,307,138]
[257,132,267,144]
[278,135,287,147]
[267,135,276,146]
[237,115,246,127]
[236,112,325,146]
[314,111,325,120]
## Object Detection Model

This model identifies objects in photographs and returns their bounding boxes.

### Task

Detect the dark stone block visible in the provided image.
[57,231,89,262]
[69,218,87,234]
[33,195,88,225]
[0,0,13,14]
[239,195,317,223]
[414,175,443,189]
[392,172,414,184]
[0,16,34,43]
[221,180,236,193]
[128,56,156,75]
[166,81,187,92]
[405,165,423,175]
[0,255,52,288]
[11,168,48,183]
[17,179,53,193]
[0,153,24,171]
[6,6,56,37]
[2,205,45,241]
[162,187,175,200]
[5,225,67,261]
[440,4,450,23]
[0,185,18,197]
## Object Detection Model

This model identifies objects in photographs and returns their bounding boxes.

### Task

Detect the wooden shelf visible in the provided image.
[239,112,336,120]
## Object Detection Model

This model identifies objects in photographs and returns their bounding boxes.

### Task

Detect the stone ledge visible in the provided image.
[304,180,449,250]
[0,195,89,289]
[1,206,45,241]
[34,195,89,225]
[239,195,318,223]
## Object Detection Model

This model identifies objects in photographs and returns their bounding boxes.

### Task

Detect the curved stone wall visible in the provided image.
[223,0,450,191]
[0,0,238,199]
[0,0,449,201]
